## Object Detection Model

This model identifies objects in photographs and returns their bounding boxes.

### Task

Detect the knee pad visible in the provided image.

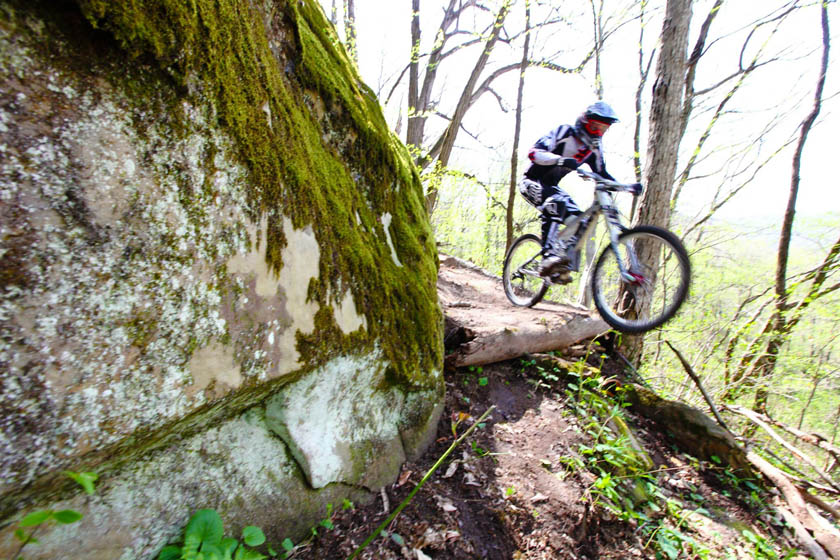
[539,192,580,221]
[519,179,542,207]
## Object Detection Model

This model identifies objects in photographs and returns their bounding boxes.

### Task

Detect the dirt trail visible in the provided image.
[298,257,802,560]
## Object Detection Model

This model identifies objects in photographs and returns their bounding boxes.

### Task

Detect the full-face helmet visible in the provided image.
[575,101,619,148]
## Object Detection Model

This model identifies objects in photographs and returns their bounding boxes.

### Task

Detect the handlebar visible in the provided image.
[576,169,641,195]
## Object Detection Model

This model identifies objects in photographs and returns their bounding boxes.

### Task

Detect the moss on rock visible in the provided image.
[75,0,443,384]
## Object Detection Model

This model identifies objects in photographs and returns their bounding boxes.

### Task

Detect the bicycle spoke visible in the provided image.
[503,234,549,307]
[591,226,690,333]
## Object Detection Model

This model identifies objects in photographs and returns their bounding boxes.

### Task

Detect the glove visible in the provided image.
[629,182,643,196]
[561,158,579,169]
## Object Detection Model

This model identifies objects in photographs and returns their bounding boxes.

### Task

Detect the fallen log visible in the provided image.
[622,384,752,475]
[445,314,609,368]
[733,406,840,469]
[747,451,840,559]
[802,490,840,522]
[438,254,608,368]
[624,385,840,559]
[723,405,840,495]
[775,504,829,560]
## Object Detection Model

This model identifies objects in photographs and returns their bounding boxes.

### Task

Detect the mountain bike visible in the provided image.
[503,169,691,334]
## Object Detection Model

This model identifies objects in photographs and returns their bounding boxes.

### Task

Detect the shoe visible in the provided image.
[539,253,570,277]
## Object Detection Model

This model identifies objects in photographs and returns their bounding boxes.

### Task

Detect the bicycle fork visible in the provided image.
[598,193,641,284]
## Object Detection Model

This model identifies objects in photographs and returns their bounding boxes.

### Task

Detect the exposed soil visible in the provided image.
[294,258,803,560]
[299,356,802,559]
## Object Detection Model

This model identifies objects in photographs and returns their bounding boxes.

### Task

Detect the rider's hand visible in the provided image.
[561,158,579,169]
[629,182,643,196]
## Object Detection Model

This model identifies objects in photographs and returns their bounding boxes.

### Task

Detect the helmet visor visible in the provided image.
[584,119,611,137]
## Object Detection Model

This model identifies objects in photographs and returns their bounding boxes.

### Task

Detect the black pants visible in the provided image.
[520,172,581,251]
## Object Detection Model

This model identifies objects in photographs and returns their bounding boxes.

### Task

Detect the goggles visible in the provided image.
[584,119,611,137]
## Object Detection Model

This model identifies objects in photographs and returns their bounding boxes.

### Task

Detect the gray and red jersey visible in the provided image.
[523,124,615,186]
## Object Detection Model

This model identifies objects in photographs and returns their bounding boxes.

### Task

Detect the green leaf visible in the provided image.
[20,510,53,527]
[389,533,404,546]
[183,535,202,560]
[64,471,98,495]
[14,528,39,544]
[234,547,267,560]
[185,509,224,548]
[478,377,488,386]
[201,543,223,560]
[741,529,759,544]
[158,546,181,560]
[320,519,334,530]
[242,526,265,547]
[221,537,239,560]
[281,538,294,552]
[53,510,83,524]
[657,533,680,560]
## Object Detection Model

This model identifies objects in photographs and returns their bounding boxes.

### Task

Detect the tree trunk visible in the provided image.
[426,0,512,215]
[343,0,358,65]
[623,0,693,364]
[631,0,654,221]
[635,0,692,231]
[751,2,830,413]
[330,0,338,26]
[579,0,605,306]
[406,0,422,149]
[506,1,530,254]
[590,0,605,98]
[407,0,460,151]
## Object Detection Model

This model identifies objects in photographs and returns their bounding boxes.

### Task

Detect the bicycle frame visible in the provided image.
[569,170,640,284]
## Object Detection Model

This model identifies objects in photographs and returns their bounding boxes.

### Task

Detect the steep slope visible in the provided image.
[300,261,807,559]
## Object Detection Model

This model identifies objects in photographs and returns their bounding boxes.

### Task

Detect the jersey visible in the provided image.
[523,124,615,187]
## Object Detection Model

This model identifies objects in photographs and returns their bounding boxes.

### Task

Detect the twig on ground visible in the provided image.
[664,340,732,434]
[380,487,389,514]
[347,406,496,560]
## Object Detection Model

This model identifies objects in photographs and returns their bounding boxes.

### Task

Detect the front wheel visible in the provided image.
[503,233,549,307]
[591,225,690,333]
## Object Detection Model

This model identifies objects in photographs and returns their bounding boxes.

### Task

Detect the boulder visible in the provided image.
[0,0,443,557]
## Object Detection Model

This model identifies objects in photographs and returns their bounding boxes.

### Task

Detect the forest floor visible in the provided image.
[290,257,804,560]
[298,353,804,560]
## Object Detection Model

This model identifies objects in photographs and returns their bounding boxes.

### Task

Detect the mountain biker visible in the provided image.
[519,101,640,276]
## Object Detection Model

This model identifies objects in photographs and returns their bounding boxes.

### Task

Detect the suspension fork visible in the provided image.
[598,191,639,283]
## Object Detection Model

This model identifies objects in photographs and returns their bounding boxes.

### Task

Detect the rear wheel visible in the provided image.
[591,226,690,333]
[503,234,549,307]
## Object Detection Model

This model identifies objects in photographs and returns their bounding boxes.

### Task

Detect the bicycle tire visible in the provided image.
[591,225,690,333]
[503,233,549,307]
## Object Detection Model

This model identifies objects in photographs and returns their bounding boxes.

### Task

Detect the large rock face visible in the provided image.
[0,0,443,557]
